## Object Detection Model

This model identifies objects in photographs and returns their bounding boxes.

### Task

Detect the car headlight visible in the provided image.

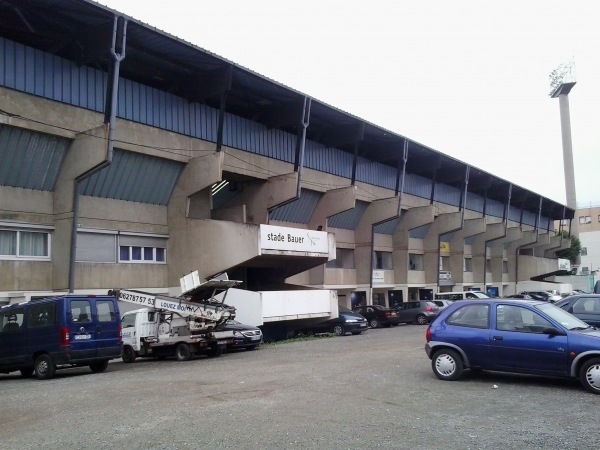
[345,319,358,323]
[233,331,243,337]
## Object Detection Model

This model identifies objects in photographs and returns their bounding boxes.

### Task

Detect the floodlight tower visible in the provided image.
[549,61,578,236]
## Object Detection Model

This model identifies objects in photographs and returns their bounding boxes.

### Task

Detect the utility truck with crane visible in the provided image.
[114,276,241,362]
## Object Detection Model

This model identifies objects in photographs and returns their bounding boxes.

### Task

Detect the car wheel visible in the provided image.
[580,357,600,394]
[89,360,109,373]
[369,319,380,328]
[333,324,346,336]
[20,368,34,378]
[416,314,428,325]
[122,345,137,363]
[175,343,192,361]
[34,354,56,380]
[432,348,463,381]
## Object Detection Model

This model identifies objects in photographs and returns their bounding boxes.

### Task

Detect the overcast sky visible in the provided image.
[98,0,600,207]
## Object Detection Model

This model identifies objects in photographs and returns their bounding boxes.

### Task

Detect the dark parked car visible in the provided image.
[220,320,262,351]
[308,305,369,336]
[353,305,400,328]
[394,301,440,325]
[425,298,600,394]
[555,294,600,328]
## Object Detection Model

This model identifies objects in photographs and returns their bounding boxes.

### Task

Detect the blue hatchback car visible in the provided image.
[425,298,600,394]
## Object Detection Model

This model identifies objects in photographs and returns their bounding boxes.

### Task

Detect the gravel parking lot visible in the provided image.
[1,324,598,450]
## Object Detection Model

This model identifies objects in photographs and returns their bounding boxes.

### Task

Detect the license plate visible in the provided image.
[360,323,367,327]
[250,336,261,341]
[74,334,91,340]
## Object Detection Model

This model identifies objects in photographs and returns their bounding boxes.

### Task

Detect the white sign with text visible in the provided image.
[260,224,329,253]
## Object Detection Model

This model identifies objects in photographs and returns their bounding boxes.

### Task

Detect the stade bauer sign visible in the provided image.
[260,224,329,254]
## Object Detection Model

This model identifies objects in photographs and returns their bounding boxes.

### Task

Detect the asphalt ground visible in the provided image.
[0,324,598,450]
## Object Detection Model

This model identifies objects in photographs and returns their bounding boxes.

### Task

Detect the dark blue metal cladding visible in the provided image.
[268,189,321,224]
[329,201,369,230]
[465,194,484,214]
[486,199,506,217]
[374,217,402,235]
[409,224,430,239]
[79,149,184,205]
[0,125,69,191]
[0,37,557,227]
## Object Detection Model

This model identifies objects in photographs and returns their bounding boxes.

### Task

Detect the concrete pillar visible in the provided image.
[423,212,463,285]
[307,186,356,231]
[392,206,435,285]
[53,126,109,290]
[354,197,401,287]
[471,223,509,288]
[448,218,486,286]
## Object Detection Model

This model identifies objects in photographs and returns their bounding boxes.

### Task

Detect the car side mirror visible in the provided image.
[542,327,566,336]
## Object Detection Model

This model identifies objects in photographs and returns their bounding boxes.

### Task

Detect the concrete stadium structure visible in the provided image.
[0,0,575,308]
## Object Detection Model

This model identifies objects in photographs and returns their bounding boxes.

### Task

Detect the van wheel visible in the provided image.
[90,360,109,373]
[122,346,137,363]
[333,324,346,336]
[34,354,56,380]
[175,343,192,361]
[20,368,34,378]
[416,314,428,325]
[369,319,380,329]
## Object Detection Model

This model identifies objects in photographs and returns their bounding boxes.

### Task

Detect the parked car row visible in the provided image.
[425,297,600,395]
[353,301,440,328]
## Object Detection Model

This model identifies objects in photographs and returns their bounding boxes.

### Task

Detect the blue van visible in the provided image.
[0,295,122,379]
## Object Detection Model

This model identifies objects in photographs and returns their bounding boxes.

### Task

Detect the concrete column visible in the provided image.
[52,126,109,290]
[471,223,509,288]
[423,212,463,285]
[307,186,356,231]
[392,206,435,285]
[354,197,401,287]
[448,218,486,286]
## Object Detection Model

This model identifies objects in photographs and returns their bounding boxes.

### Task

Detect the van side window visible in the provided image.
[71,300,92,323]
[97,300,116,322]
[28,303,56,328]
[1,310,24,332]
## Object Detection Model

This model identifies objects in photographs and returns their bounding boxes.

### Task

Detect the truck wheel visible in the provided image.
[122,346,137,363]
[89,360,109,373]
[34,354,56,380]
[20,368,34,378]
[175,343,192,361]
[206,345,224,358]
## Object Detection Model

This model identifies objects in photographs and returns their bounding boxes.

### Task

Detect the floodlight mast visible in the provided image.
[549,61,578,233]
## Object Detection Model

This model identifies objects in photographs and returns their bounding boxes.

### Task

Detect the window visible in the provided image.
[373,251,392,270]
[409,253,423,271]
[464,258,472,273]
[121,314,136,328]
[28,303,57,328]
[579,215,591,224]
[97,300,116,322]
[446,304,489,328]
[119,234,167,264]
[71,300,92,323]
[496,305,552,333]
[1,309,24,332]
[0,229,50,260]
[580,247,587,256]
[326,248,355,269]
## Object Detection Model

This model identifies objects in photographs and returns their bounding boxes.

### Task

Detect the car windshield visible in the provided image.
[536,303,592,330]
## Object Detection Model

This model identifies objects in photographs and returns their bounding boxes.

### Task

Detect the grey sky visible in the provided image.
[98,0,600,207]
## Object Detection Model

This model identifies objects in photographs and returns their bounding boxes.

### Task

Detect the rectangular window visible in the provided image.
[373,251,392,270]
[1,309,25,332]
[97,300,116,322]
[71,300,92,323]
[408,253,423,271]
[464,258,473,273]
[28,303,57,328]
[0,229,51,260]
[326,248,355,269]
[118,234,167,264]
[579,216,592,224]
